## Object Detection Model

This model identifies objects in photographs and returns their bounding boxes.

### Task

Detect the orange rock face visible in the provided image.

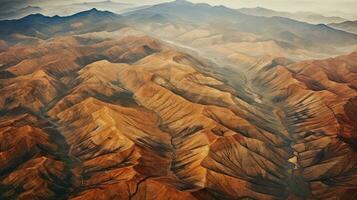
[287,53,357,146]
[0,24,356,200]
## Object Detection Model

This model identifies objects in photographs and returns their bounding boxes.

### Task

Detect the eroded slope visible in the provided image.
[0,25,356,200]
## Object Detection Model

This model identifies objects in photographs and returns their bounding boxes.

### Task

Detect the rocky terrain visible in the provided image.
[0,2,356,200]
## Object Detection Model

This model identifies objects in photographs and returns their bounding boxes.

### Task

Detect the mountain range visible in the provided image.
[238,7,347,24]
[42,0,141,16]
[0,6,44,20]
[0,1,356,199]
[2,0,357,61]
[0,8,122,42]
[122,0,357,60]
[329,20,357,34]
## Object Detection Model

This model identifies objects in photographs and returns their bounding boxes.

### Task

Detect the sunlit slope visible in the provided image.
[0,7,356,200]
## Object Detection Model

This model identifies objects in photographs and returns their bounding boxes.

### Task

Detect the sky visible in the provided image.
[1,0,357,17]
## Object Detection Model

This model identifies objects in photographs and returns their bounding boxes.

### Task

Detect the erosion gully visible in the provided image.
[223,58,312,199]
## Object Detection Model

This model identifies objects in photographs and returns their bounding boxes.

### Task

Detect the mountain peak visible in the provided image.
[72,8,101,16]
[90,8,99,12]
[255,6,272,11]
[70,8,117,19]
[25,13,47,19]
[173,0,192,5]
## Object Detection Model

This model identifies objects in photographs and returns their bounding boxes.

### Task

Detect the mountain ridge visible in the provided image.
[0,2,356,199]
[121,0,357,59]
[238,6,347,24]
[0,9,122,42]
[329,20,357,34]
[123,0,357,46]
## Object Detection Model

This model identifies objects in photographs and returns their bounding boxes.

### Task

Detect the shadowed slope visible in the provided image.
[0,8,356,200]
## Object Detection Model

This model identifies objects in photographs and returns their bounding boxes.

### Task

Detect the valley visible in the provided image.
[0,1,356,199]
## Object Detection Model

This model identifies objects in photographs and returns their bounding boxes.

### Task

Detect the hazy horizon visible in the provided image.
[1,0,357,18]
[0,0,356,199]
[123,0,357,15]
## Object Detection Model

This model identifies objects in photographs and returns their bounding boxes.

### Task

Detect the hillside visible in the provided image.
[0,3,356,200]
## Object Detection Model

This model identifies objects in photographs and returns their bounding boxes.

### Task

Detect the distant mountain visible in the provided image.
[0,0,357,199]
[2,1,356,59]
[120,5,152,14]
[0,9,122,42]
[327,11,357,21]
[238,7,347,24]
[74,0,133,7]
[124,0,247,22]
[124,0,357,50]
[0,6,44,20]
[45,0,137,16]
[0,11,356,199]
[329,20,357,34]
